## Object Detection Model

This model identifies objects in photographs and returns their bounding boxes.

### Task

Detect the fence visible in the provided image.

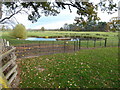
[15,38,109,58]
[0,39,18,88]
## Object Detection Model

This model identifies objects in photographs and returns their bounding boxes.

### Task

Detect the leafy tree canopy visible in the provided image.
[0,0,118,24]
[12,24,27,39]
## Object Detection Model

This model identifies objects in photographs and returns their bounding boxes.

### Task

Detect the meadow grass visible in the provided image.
[1,31,118,47]
[18,47,119,88]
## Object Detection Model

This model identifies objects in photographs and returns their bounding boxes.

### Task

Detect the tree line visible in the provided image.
[60,17,119,32]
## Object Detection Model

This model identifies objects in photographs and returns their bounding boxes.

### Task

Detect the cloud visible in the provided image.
[12,3,118,29]
[97,7,118,22]
[14,13,32,28]
[34,19,74,29]
[27,7,78,29]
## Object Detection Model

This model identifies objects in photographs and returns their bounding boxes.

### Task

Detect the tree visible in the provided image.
[0,1,118,24]
[12,24,27,39]
[64,23,69,31]
[95,22,107,31]
[68,23,81,31]
[68,24,73,31]
[109,17,120,31]
[73,0,117,25]
[41,27,45,31]
[1,25,5,31]
[60,27,63,31]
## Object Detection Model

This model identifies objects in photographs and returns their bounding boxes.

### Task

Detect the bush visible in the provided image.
[12,24,27,39]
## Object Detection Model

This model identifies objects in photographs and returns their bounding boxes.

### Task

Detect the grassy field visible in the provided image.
[1,31,119,88]
[17,47,119,88]
[1,31,119,47]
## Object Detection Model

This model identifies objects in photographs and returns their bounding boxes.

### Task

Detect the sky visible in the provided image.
[14,8,118,29]
[5,1,119,29]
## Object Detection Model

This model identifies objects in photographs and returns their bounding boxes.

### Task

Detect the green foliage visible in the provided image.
[12,24,27,39]
[96,22,107,31]
[1,1,117,24]
[110,28,116,32]
[60,27,63,31]
[1,25,5,31]
[41,27,45,31]
[66,21,108,31]
[109,17,120,31]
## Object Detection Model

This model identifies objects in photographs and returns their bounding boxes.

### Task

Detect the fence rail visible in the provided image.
[15,38,110,58]
[0,39,18,88]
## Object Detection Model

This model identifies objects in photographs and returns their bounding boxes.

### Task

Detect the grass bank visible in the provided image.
[18,47,119,88]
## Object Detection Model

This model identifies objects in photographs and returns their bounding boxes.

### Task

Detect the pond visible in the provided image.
[25,37,77,41]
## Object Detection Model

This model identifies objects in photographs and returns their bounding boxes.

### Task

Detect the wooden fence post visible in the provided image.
[0,69,11,88]
[53,41,54,53]
[0,39,18,88]
[39,41,40,53]
[64,41,66,53]
[74,41,75,51]
[94,39,96,47]
[118,38,120,47]
[104,38,107,47]
[79,39,81,49]
[87,39,89,48]
[0,39,11,88]
[100,40,102,47]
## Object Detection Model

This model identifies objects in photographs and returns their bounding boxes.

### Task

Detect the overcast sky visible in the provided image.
[12,1,118,29]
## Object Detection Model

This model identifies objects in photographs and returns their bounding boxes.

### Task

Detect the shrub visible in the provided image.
[12,24,27,39]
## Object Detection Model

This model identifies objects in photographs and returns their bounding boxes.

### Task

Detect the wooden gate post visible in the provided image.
[0,39,18,88]
[0,39,11,88]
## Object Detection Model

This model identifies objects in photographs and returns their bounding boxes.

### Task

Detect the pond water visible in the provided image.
[25,37,77,41]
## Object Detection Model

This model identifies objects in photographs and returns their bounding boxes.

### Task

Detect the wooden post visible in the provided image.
[118,38,120,47]
[0,70,11,88]
[87,39,89,48]
[39,41,40,53]
[53,41,54,53]
[104,38,107,47]
[0,40,11,89]
[0,39,18,88]
[64,41,66,53]
[94,39,96,47]
[100,40,102,47]
[79,39,81,49]
[74,41,75,51]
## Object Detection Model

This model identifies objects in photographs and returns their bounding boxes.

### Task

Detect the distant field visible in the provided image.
[1,31,119,88]
[1,31,118,37]
[1,31,118,46]
[27,31,118,37]
[18,47,119,88]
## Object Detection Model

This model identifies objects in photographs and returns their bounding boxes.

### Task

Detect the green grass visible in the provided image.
[18,47,119,88]
[1,31,118,46]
